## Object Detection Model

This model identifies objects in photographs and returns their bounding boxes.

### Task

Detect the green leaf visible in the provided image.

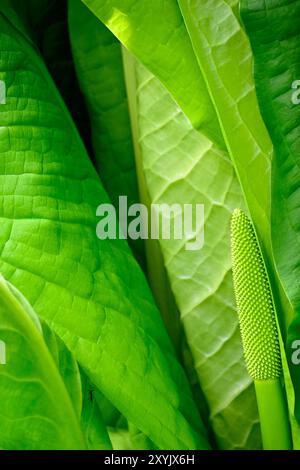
[8,280,83,420]
[240,0,300,426]
[121,47,184,351]
[82,0,272,255]
[124,53,261,449]
[95,392,133,450]
[0,275,85,450]
[0,6,208,450]
[68,0,144,267]
[81,0,223,147]
[177,0,272,256]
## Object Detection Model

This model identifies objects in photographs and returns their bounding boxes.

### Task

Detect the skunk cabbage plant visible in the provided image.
[0,0,300,451]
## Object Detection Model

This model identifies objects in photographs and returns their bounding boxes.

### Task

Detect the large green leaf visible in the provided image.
[177,0,272,255]
[0,6,208,450]
[0,275,85,450]
[124,54,261,449]
[121,45,183,351]
[82,0,272,255]
[240,0,300,425]
[8,280,114,448]
[68,0,144,267]
[87,0,264,447]
[81,0,223,147]
[70,1,182,354]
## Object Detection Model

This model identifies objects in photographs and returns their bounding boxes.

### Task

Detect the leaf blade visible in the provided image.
[0,7,208,450]
[177,0,272,255]
[0,276,85,450]
[81,0,223,146]
[240,0,300,426]
[127,56,261,449]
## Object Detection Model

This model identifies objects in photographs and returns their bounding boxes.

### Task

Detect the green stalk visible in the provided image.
[231,209,292,450]
[255,379,291,450]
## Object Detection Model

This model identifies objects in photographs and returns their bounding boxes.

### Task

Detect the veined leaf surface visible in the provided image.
[240,0,300,425]
[126,57,261,449]
[0,6,208,450]
[177,0,272,255]
[83,0,272,257]
[81,0,222,146]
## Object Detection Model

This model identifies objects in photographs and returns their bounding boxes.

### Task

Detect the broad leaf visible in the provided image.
[177,0,272,255]
[82,0,272,257]
[8,280,110,447]
[70,1,182,354]
[124,54,261,449]
[121,47,183,350]
[0,275,85,450]
[0,5,208,450]
[240,0,300,426]
[81,0,222,147]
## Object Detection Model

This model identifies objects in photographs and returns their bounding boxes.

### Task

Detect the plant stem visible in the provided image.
[255,378,292,450]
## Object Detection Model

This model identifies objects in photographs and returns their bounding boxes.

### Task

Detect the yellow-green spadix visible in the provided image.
[231,208,281,380]
[231,209,291,450]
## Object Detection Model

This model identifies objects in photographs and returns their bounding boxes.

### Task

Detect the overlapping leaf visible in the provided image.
[81,0,222,146]
[177,0,272,254]
[240,0,300,424]
[0,276,85,449]
[125,57,261,449]
[83,0,272,257]
[0,6,208,450]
